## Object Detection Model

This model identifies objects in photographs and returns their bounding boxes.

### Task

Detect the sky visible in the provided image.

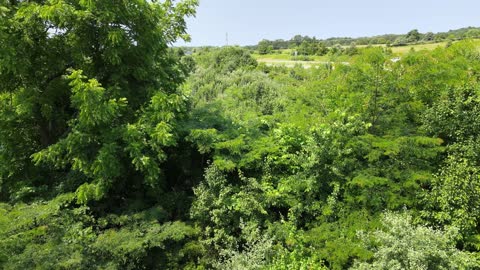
[177,0,480,46]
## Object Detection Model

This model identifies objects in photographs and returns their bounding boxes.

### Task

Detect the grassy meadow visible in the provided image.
[254,39,480,67]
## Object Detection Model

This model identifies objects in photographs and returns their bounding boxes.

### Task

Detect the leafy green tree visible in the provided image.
[393,36,408,46]
[424,143,480,239]
[345,44,359,56]
[466,29,480,38]
[423,32,435,41]
[0,0,197,203]
[314,42,328,56]
[0,0,204,268]
[191,165,268,252]
[422,84,480,144]
[406,29,421,43]
[257,40,273,55]
[421,83,480,249]
[306,210,379,269]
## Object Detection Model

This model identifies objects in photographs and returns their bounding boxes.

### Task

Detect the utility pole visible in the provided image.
[226,32,229,46]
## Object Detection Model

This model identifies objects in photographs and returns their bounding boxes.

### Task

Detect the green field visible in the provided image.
[390,41,450,54]
[255,59,327,68]
[254,39,480,67]
[253,51,350,67]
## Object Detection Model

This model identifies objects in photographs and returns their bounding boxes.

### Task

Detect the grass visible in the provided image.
[252,51,350,67]
[389,42,450,54]
[255,59,327,68]
[390,39,480,54]
[251,52,292,61]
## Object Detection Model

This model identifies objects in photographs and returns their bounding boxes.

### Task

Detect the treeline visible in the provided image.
[251,26,480,54]
[2,1,480,269]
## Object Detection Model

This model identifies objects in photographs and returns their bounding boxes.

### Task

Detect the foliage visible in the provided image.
[250,27,480,53]
[351,212,478,270]
[2,3,480,267]
[0,0,201,268]
[0,194,200,269]
[421,83,480,250]
[184,43,480,268]
[211,222,274,270]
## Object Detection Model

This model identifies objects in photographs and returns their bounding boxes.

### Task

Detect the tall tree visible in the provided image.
[0,0,197,203]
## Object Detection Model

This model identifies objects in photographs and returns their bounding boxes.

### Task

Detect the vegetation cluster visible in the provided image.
[252,27,480,55]
[1,1,480,269]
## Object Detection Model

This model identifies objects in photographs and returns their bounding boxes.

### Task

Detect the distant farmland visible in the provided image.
[253,39,480,67]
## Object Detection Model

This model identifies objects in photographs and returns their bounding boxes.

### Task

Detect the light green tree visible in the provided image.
[351,212,478,270]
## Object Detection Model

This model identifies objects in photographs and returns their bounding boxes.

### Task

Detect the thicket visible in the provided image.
[2,1,480,269]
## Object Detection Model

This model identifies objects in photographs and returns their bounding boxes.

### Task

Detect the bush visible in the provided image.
[351,212,478,270]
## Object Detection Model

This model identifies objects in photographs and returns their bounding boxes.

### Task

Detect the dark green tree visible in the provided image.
[406,29,421,43]
[0,0,202,268]
[257,40,273,55]
[0,0,198,203]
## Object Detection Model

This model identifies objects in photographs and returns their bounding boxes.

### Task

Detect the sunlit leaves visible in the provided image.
[69,70,127,128]
[352,212,478,269]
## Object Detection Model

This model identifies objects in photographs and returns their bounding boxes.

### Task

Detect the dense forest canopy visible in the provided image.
[1,1,480,269]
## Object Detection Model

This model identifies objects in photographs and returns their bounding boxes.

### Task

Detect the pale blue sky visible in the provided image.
[178,0,479,46]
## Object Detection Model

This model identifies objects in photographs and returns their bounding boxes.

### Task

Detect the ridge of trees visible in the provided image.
[251,27,480,55]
